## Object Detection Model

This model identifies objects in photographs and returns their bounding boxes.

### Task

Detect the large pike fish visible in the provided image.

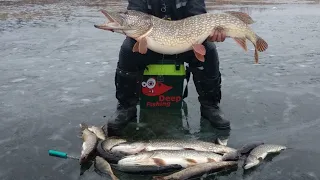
[110,139,236,155]
[152,161,238,180]
[94,10,268,63]
[117,150,223,168]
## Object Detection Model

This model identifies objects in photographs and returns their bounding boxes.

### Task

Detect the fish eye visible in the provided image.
[142,82,147,87]
[146,78,156,89]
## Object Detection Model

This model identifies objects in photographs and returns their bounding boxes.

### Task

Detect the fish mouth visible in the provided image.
[94,10,131,31]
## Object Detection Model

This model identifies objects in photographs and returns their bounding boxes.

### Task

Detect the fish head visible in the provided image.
[111,142,146,154]
[94,10,153,39]
[221,151,240,161]
[243,155,260,170]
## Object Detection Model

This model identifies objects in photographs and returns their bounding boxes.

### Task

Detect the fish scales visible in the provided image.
[145,139,236,153]
[95,156,119,180]
[149,13,253,48]
[80,123,98,164]
[117,150,223,168]
[243,144,287,170]
[94,10,268,63]
[153,161,238,180]
[110,139,236,155]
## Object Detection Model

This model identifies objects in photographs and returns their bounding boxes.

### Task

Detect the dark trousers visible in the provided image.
[115,37,222,108]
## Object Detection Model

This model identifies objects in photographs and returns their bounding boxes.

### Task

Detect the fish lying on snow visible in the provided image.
[110,139,236,155]
[117,150,223,169]
[94,10,268,63]
[94,156,119,180]
[79,123,98,164]
[153,161,238,180]
[243,144,287,170]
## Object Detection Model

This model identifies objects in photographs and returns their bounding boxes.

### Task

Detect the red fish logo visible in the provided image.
[142,77,172,96]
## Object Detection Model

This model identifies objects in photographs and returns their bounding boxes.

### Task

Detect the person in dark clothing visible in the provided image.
[105,0,230,136]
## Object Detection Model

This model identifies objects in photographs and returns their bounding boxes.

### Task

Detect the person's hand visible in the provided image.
[208,28,226,42]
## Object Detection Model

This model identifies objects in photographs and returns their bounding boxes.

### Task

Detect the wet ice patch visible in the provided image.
[297,64,308,67]
[0,85,10,88]
[94,96,106,102]
[61,87,79,91]
[11,78,27,83]
[60,95,74,102]
[15,90,25,95]
[0,137,13,146]
[80,99,91,103]
[86,79,95,83]
[306,172,319,180]
[283,97,297,122]
[0,168,12,180]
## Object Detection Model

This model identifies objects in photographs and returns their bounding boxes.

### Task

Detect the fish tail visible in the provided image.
[252,34,268,64]
[256,35,268,52]
[80,123,89,130]
[254,48,259,64]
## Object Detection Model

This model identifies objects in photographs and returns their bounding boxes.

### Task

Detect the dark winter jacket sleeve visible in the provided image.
[127,0,148,13]
[185,0,207,17]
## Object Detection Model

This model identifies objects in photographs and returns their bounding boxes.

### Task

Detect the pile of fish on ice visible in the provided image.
[79,123,287,180]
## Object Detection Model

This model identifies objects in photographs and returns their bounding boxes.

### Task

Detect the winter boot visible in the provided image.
[104,68,143,136]
[191,67,230,130]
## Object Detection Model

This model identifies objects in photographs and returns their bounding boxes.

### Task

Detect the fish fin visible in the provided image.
[139,37,148,54]
[192,44,206,55]
[233,37,247,51]
[132,42,139,53]
[192,44,206,62]
[225,11,255,24]
[193,51,205,62]
[185,158,197,164]
[256,35,268,52]
[207,158,216,162]
[209,26,227,42]
[152,158,166,166]
[254,48,259,64]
